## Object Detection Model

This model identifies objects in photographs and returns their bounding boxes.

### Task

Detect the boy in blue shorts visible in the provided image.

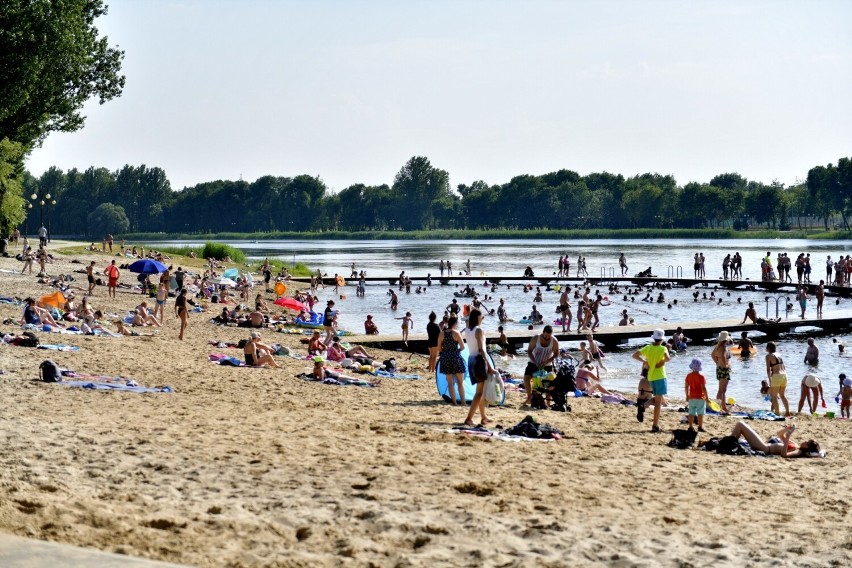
[685,358,709,432]
[632,329,672,433]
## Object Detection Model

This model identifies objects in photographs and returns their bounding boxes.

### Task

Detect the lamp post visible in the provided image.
[30,189,52,245]
[24,203,32,237]
[47,199,56,243]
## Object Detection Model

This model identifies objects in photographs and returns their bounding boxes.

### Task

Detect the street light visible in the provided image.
[24,203,32,237]
[48,199,56,243]
[30,189,52,244]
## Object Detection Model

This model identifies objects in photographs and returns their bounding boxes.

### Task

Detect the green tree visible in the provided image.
[391,156,451,230]
[0,139,27,235]
[0,0,125,148]
[806,165,838,229]
[86,202,129,238]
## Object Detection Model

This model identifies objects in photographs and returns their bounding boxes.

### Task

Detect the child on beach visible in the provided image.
[586,333,607,371]
[841,375,852,419]
[685,358,709,432]
[396,312,413,344]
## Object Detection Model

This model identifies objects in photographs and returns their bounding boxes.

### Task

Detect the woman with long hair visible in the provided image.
[463,309,495,427]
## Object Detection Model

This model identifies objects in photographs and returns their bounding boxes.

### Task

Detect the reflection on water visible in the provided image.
[152,238,852,411]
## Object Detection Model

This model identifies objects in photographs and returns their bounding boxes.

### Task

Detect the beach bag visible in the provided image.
[668,429,698,450]
[484,371,504,405]
[20,331,39,348]
[39,360,61,383]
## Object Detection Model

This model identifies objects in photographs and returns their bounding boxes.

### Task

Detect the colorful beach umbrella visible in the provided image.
[128,259,167,274]
[273,297,308,311]
[222,268,239,279]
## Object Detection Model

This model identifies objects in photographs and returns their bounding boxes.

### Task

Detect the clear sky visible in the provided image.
[25,0,852,192]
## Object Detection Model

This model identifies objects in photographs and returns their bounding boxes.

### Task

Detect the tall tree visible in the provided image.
[0,139,27,234]
[0,0,125,148]
[392,156,451,230]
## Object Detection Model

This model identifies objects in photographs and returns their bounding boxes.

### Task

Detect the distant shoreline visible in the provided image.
[108,228,852,242]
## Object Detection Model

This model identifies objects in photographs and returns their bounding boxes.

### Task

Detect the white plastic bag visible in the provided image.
[484,371,505,406]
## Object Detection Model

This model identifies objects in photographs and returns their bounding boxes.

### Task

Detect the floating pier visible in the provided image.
[348,315,852,354]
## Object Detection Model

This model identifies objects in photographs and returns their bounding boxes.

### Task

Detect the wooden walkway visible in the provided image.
[294,274,852,297]
[349,315,852,354]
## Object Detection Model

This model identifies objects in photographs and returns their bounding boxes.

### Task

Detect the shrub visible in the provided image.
[201,242,246,263]
[291,262,313,277]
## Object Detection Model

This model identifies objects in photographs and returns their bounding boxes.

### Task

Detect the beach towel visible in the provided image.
[747,410,786,421]
[54,371,173,393]
[37,344,81,352]
[374,369,422,380]
[60,380,174,393]
[447,424,557,442]
[208,353,245,366]
[296,372,379,387]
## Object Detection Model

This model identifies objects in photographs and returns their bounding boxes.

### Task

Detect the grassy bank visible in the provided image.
[115,228,852,241]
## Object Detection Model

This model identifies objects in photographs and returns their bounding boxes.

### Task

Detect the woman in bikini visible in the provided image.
[729,422,820,458]
[174,289,188,340]
[765,341,790,416]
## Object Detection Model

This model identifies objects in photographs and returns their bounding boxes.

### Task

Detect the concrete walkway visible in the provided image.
[0,534,188,567]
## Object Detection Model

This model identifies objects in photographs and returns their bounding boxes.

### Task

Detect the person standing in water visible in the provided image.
[558,287,572,332]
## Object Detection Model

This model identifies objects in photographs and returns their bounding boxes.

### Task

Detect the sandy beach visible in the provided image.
[1,243,851,567]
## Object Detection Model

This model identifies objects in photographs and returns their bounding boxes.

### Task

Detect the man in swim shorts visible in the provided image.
[522,325,559,407]
[558,289,571,332]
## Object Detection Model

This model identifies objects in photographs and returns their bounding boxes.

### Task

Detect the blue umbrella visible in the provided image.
[128,258,167,274]
[223,268,239,279]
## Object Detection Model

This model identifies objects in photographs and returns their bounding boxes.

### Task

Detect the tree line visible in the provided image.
[15,155,852,238]
[2,4,852,239]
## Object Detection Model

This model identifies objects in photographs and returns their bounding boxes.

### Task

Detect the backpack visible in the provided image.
[668,428,698,450]
[39,360,61,383]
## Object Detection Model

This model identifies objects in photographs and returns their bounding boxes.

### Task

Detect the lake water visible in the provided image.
[155,238,852,412]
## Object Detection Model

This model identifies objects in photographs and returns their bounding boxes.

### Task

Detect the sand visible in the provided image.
[0,242,851,568]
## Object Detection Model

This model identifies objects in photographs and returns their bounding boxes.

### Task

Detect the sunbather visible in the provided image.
[729,422,820,458]
[243,332,280,368]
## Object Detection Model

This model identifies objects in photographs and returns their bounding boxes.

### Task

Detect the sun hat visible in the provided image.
[804,374,821,388]
[717,331,731,342]
[689,358,702,372]
[651,329,665,341]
